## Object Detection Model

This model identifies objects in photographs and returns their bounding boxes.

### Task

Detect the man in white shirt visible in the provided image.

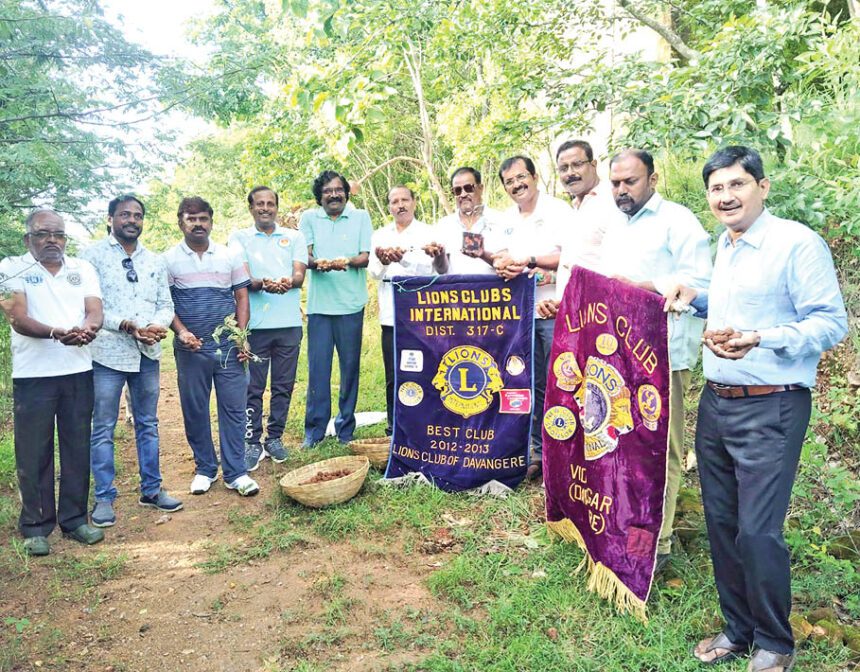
[433,167,504,275]
[602,149,713,571]
[0,209,105,556]
[537,140,625,317]
[492,155,567,481]
[369,186,443,434]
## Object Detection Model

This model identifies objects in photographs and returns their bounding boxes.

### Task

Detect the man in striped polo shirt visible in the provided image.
[163,197,260,497]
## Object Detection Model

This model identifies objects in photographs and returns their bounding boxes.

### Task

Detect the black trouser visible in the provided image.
[13,371,94,537]
[381,325,394,436]
[246,327,302,445]
[695,386,811,655]
[530,317,555,461]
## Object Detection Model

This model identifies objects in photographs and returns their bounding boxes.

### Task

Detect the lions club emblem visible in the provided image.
[572,356,634,460]
[432,346,503,418]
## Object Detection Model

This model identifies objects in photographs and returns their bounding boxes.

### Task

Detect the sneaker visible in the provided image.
[63,524,105,545]
[139,489,184,512]
[190,473,218,495]
[244,441,265,472]
[264,437,288,463]
[225,474,260,497]
[91,501,116,528]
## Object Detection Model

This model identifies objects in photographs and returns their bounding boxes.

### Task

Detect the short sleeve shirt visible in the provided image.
[299,206,373,315]
[0,253,101,378]
[163,241,251,352]
[433,207,504,275]
[228,226,308,329]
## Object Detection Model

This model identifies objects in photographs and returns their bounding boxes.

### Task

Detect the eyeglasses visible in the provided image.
[452,184,477,196]
[121,257,138,283]
[503,173,532,188]
[322,187,346,196]
[707,179,757,197]
[115,211,144,222]
[558,160,591,172]
[27,231,67,242]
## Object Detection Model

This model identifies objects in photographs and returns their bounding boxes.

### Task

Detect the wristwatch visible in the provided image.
[527,256,537,269]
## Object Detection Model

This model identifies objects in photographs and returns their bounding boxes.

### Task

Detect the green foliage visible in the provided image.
[0,0,171,246]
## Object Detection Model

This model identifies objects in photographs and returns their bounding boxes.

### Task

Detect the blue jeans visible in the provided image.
[175,348,249,484]
[304,310,364,445]
[91,357,162,502]
[531,317,555,462]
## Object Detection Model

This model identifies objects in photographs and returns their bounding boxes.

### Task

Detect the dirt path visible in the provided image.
[0,368,444,672]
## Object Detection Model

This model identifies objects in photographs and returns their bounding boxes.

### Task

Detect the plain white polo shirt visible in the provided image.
[368,219,436,327]
[556,180,625,300]
[0,253,102,378]
[495,191,568,305]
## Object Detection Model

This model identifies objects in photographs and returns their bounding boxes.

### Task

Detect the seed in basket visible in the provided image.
[300,469,353,485]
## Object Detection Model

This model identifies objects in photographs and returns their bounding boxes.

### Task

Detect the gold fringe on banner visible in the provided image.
[547,518,649,623]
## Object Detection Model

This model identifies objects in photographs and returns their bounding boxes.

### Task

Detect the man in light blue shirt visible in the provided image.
[229,186,307,470]
[82,195,182,528]
[667,146,847,671]
[602,149,713,569]
[299,171,373,446]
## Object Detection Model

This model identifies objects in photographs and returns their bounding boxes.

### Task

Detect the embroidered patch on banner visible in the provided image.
[432,345,504,418]
[505,355,525,376]
[575,357,634,461]
[543,405,577,440]
[400,349,424,372]
[499,389,531,414]
[398,382,424,407]
[595,333,618,356]
[553,352,582,391]
[637,384,662,431]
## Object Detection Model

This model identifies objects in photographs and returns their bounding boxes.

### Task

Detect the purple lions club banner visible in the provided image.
[386,274,534,491]
[543,266,669,619]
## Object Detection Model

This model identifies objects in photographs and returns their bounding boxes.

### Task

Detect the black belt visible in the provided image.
[706,381,805,399]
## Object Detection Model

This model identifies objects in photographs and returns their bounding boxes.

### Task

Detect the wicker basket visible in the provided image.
[279,455,370,508]
[348,437,391,469]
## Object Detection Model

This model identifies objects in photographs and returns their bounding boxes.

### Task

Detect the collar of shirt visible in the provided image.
[180,240,215,256]
[505,191,557,223]
[312,206,353,224]
[627,191,664,224]
[572,181,602,210]
[22,251,71,278]
[719,207,770,251]
[108,233,149,257]
[250,225,290,237]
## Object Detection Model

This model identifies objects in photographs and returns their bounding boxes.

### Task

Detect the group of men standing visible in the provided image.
[0,140,848,672]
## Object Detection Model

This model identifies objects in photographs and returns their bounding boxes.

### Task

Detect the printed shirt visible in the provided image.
[299,206,373,315]
[0,253,101,378]
[81,235,174,372]
[691,209,847,387]
[556,180,625,300]
[368,219,436,327]
[495,191,569,308]
[228,225,308,330]
[433,206,504,275]
[599,192,713,371]
[163,241,250,352]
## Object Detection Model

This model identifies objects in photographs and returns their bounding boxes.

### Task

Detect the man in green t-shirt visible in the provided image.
[299,171,373,446]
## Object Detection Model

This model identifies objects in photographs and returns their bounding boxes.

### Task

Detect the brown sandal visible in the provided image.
[692,632,750,665]
[747,649,795,672]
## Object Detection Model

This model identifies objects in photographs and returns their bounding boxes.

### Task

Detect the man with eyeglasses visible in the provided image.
[433,167,503,275]
[228,186,307,470]
[0,209,104,556]
[664,146,846,672]
[164,197,260,497]
[299,171,373,447]
[600,148,713,574]
[492,155,569,482]
[81,195,181,528]
[537,140,625,320]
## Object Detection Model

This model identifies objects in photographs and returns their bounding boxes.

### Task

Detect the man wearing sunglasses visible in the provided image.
[433,167,504,275]
[0,209,104,556]
[81,195,181,529]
